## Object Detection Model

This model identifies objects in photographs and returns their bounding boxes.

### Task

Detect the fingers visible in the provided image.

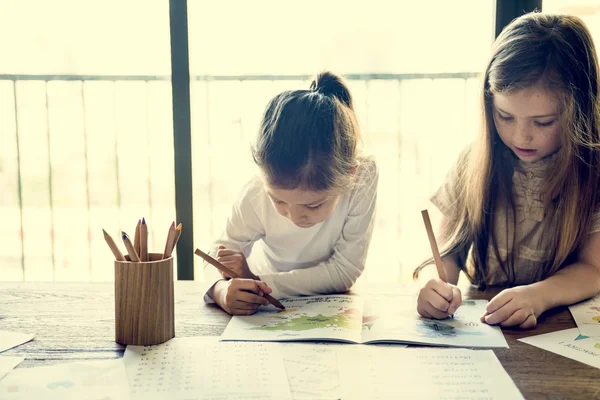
[486,291,513,314]
[429,279,454,302]
[484,300,517,325]
[256,281,272,294]
[519,314,537,329]
[447,287,462,315]
[417,279,457,318]
[419,302,450,319]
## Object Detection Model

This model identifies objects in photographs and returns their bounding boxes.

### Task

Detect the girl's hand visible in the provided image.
[482,285,543,329]
[214,278,272,316]
[216,245,257,280]
[417,278,462,319]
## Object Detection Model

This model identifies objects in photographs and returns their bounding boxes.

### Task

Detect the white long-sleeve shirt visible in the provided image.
[202,158,378,301]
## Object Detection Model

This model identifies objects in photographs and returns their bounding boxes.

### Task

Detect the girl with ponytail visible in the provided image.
[203,71,378,316]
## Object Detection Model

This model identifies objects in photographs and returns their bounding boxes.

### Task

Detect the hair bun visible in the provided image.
[310,71,353,109]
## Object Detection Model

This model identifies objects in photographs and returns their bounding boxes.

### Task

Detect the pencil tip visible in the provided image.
[170,221,175,227]
[176,223,182,230]
[121,231,127,240]
[102,228,107,235]
[142,217,146,224]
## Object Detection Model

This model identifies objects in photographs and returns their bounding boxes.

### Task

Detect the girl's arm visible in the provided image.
[258,163,379,298]
[532,231,600,310]
[203,180,265,303]
[484,231,600,328]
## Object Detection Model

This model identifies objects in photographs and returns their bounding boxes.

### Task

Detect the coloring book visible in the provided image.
[221,294,507,348]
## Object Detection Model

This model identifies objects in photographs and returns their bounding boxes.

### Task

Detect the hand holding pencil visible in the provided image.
[416,209,462,320]
[195,248,285,313]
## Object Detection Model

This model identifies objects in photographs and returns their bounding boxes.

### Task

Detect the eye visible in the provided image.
[497,113,513,122]
[273,199,284,205]
[534,120,556,128]
[305,203,324,210]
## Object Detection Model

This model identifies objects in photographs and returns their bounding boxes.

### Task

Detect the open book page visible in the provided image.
[221,295,363,343]
[361,294,508,348]
[123,337,292,400]
[337,346,523,400]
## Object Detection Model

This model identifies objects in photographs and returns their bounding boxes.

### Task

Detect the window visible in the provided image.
[0,0,174,281]
[188,1,495,282]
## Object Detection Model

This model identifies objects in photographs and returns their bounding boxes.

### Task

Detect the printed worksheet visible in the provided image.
[569,294,600,338]
[222,294,508,348]
[0,331,34,353]
[0,358,131,400]
[337,346,523,399]
[519,328,600,369]
[123,336,292,400]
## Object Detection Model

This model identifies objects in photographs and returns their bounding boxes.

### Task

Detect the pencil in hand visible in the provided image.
[194,248,285,310]
[421,209,448,283]
[102,229,126,261]
[122,231,141,262]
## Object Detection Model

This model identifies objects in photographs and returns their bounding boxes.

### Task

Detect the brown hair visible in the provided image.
[252,71,361,192]
[415,13,600,287]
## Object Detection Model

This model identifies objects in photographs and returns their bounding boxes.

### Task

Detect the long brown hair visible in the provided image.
[252,71,361,192]
[415,13,600,287]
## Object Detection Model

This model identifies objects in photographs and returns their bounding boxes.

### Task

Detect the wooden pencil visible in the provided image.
[122,231,141,262]
[194,248,285,310]
[102,229,126,261]
[167,223,182,257]
[134,219,141,256]
[421,209,448,283]
[162,222,176,259]
[140,217,148,262]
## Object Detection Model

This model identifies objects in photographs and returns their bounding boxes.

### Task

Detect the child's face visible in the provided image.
[265,185,341,228]
[492,82,561,163]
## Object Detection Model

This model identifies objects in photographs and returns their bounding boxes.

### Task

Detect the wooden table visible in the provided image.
[1,281,598,399]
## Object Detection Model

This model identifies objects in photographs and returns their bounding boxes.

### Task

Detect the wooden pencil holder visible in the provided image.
[114,253,174,345]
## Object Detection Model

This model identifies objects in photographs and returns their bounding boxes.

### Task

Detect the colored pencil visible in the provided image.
[122,231,140,262]
[421,209,448,283]
[140,217,148,262]
[162,222,176,259]
[134,219,141,256]
[102,229,126,261]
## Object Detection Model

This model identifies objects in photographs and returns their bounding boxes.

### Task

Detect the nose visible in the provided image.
[516,122,533,144]
[287,206,306,224]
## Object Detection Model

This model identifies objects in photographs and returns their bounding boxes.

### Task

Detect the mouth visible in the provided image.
[294,222,313,228]
[514,146,537,157]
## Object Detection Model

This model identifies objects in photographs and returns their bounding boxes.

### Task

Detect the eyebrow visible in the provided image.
[267,192,328,206]
[495,107,557,119]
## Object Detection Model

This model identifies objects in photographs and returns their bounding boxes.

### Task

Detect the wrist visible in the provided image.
[528,281,553,316]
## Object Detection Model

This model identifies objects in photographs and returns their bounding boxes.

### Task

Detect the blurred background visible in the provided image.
[0,0,598,283]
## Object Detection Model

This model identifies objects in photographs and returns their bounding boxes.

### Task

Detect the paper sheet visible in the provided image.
[0,356,23,381]
[337,346,523,400]
[123,336,292,400]
[280,342,407,400]
[519,328,600,369]
[569,295,600,338]
[0,331,34,353]
[0,358,131,400]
